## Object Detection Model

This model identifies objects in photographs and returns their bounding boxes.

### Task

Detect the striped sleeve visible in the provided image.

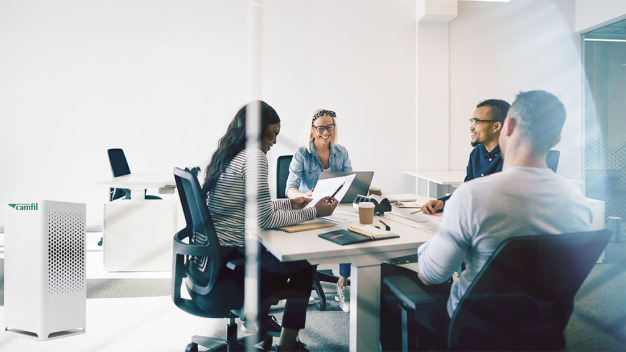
[273,198,292,211]
[208,149,317,248]
[247,150,317,229]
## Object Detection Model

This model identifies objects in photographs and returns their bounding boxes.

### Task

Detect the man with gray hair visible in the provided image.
[381,90,592,350]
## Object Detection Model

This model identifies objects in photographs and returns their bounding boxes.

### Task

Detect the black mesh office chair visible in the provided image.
[382,229,611,351]
[546,149,560,173]
[172,167,271,352]
[275,155,342,311]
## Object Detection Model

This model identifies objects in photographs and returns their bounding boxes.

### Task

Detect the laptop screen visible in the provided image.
[319,171,374,203]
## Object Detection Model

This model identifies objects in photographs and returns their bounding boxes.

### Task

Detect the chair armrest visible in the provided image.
[226,257,245,271]
[383,275,438,310]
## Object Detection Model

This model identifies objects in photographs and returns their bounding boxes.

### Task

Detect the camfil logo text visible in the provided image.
[8,203,39,211]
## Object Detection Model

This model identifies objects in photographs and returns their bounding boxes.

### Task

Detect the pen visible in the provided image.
[379,220,391,231]
[411,209,423,214]
[327,182,345,203]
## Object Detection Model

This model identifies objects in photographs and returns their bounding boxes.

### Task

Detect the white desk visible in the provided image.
[258,203,439,352]
[405,170,466,198]
[97,173,176,199]
[98,173,178,271]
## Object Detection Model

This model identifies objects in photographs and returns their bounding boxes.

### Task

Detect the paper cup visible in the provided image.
[358,202,375,224]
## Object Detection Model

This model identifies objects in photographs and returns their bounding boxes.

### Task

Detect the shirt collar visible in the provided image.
[480,144,500,158]
[309,139,336,156]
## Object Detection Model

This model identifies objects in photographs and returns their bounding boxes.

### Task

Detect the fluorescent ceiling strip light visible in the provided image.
[584,38,626,43]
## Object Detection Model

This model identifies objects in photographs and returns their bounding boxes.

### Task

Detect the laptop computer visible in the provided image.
[319,171,374,203]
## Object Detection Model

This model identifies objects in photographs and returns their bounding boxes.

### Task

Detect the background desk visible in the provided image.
[97,173,176,200]
[405,170,466,198]
[98,173,178,271]
[258,203,439,352]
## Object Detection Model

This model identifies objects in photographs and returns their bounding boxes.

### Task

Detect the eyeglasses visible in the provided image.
[312,123,335,133]
[469,118,497,127]
[313,110,336,121]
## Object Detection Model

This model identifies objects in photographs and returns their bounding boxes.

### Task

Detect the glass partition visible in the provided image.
[581,17,626,236]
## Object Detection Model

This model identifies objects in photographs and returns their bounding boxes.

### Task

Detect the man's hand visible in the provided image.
[290,196,313,210]
[314,196,338,217]
[421,199,444,214]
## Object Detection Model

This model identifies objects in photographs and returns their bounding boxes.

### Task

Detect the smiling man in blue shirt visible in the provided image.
[421,99,510,214]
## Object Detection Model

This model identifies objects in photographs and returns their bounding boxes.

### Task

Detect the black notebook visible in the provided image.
[319,228,399,246]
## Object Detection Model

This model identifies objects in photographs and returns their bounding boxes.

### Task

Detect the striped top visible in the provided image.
[207,149,317,248]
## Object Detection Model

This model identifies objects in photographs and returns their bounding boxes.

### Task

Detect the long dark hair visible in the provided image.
[202,101,280,193]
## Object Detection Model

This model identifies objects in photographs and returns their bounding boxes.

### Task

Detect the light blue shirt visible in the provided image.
[286,139,352,193]
[417,167,592,317]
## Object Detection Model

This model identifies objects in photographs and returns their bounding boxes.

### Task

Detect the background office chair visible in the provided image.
[275,155,342,311]
[382,229,611,351]
[546,149,560,173]
[107,148,163,201]
[99,148,162,246]
[172,167,271,352]
[276,155,293,199]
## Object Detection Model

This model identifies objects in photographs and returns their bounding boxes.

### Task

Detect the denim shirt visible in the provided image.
[286,140,352,193]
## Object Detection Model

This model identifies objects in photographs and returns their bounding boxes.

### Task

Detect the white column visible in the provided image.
[415,0,458,194]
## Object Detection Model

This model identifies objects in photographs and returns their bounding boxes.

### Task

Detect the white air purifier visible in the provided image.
[4,200,86,340]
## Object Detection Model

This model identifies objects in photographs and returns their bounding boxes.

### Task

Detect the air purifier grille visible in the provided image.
[47,211,85,294]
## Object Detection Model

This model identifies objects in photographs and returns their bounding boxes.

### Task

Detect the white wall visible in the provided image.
[0,0,417,230]
[447,0,583,180]
[575,0,626,32]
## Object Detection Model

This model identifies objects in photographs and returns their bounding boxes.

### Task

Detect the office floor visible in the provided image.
[0,233,351,352]
[0,233,624,352]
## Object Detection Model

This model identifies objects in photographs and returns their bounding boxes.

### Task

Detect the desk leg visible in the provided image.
[130,189,145,200]
[350,263,381,352]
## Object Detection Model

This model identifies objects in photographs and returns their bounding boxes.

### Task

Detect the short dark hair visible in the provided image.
[510,90,565,153]
[476,99,510,123]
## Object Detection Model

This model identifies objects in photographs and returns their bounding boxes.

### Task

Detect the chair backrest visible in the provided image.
[276,155,293,199]
[448,229,611,351]
[172,167,239,317]
[107,148,132,201]
[546,149,560,172]
[108,148,131,177]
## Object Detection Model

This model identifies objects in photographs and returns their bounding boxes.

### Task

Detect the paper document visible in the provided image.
[306,174,356,208]
[396,201,422,208]
[388,207,442,233]
[322,211,359,223]
[387,193,417,202]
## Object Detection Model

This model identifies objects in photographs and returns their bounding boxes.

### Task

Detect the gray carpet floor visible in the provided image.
[0,241,624,351]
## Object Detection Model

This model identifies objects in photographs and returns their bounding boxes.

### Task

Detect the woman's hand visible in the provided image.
[314,196,338,217]
[290,196,313,210]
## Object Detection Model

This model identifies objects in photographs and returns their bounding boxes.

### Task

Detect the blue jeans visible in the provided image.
[339,263,351,278]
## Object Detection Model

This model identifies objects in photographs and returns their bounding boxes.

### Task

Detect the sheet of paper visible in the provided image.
[387,207,442,233]
[306,173,356,208]
[396,201,422,208]
[321,210,359,223]
[386,193,417,202]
